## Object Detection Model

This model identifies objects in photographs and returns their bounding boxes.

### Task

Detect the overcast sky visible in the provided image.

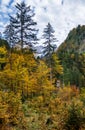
[0,0,85,46]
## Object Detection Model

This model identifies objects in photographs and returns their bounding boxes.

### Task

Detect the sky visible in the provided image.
[0,0,85,46]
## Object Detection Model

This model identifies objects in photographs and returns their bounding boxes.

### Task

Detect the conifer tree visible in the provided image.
[0,32,2,39]
[10,2,38,51]
[42,23,56,57]
[4,20,17,47]
[42,22,57,83]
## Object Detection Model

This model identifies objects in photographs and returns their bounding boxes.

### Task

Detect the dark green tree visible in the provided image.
[65,102,85,130]
[0,39,9,50]
[42,23,57,57]
[0,32,2,39]
[4,20,17,47]
[42,22,57,83]
[10,2,38,51]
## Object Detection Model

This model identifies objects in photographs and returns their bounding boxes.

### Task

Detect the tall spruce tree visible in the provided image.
[42,22,57,83]
[0,32,2,39]
[4,20,17,47]
[10,2,38,51]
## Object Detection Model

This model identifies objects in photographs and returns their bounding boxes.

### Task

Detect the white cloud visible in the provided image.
[1,0,10,6]
[0,0,85,46]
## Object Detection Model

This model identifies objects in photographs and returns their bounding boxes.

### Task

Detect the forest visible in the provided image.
[0,2,85,130]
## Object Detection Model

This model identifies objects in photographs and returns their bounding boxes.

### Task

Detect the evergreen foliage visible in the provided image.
[42,22,57,57]
[9,2,38,51]
[42,23,57,83]
[57,25,85,87]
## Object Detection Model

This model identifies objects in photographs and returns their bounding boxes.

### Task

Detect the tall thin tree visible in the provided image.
[4,21,17,70]
[10,2,38,52]
[4,20,17,48]
[0,32,2,39]
[42,22,57,83]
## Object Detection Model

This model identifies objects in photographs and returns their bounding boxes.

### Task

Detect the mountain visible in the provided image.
[57,25,85,87]
[58,25,85,54]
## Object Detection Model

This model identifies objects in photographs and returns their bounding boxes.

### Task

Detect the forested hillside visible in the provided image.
[0,43,85,130]
[57,25,85,87]
[58,25,85,53]
[0,2,85,130]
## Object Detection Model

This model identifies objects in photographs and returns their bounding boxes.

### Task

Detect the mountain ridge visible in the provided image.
[57,25,85,54]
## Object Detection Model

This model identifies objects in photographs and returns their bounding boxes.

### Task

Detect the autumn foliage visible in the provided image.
[0,46,85,130]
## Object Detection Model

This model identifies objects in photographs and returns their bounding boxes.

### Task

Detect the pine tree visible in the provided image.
[4,20,17,47]
[10,2,38,51]
[42,22,57,83]
[42,23,57,57]
[0,32,2,39]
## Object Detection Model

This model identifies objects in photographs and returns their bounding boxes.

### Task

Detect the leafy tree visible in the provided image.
[10,2,38,51]
[51,53,63,85]
[0,46,8,70]
[36,60,53,91]
[0,91,27,130]
[65,101,85,130]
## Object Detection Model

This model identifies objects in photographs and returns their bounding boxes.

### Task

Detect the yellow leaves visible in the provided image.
[37,60,49,75]
[0,46,7,55]
[0,46,8,64]
[0,52,40,97]
[42,85,55,94]
[52,53,63,75]
[57,87,79,102]
[14,55,24,69]
[7,53,25,70]
[36,60,50,87]
[71,98,83,109]
[0,91,17,126]
[0,90,28,129]
[24,53,37,73]
[0,48,63,99]
[37,96,44,104]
